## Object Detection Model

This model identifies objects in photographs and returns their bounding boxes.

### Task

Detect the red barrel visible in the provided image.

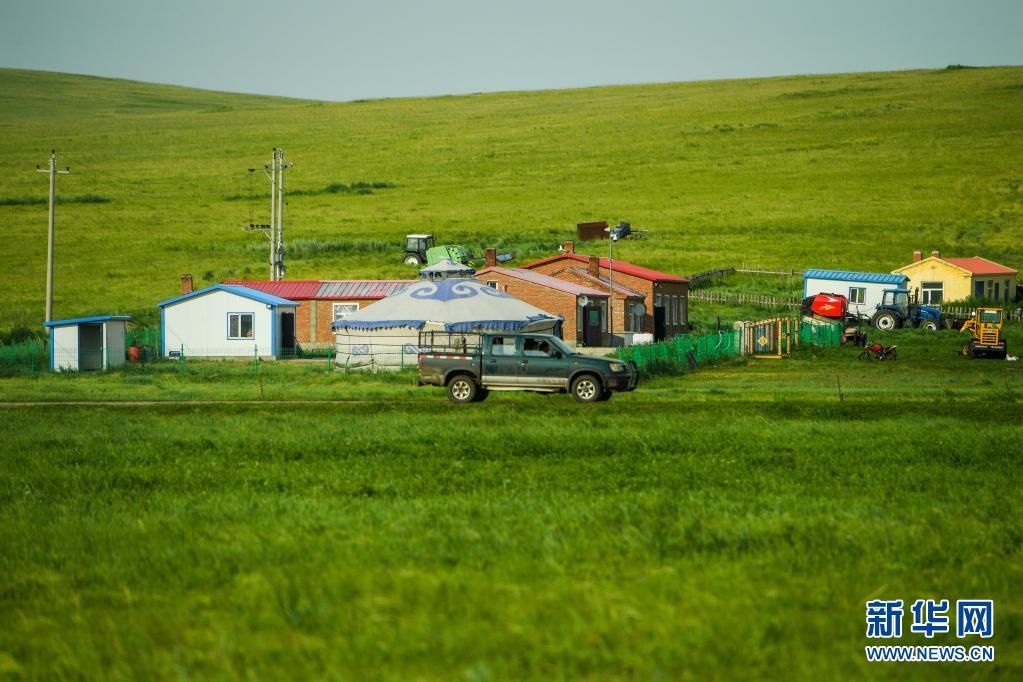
[128,345,143,363]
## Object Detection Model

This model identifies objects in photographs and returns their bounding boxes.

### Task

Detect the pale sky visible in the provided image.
[1,0,1020,101]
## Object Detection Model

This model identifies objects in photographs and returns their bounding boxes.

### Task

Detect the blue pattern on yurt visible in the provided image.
[408,279,510,301]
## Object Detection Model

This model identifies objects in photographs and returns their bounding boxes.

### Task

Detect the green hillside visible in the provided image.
[2,66,1022,329]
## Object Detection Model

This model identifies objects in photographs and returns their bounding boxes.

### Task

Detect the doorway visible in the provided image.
[78,323,103,371]
[582,305,603,346]
[654,306,666,341]
[280,312,296,354]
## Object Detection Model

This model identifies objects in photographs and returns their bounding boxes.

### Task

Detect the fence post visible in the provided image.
[327,345,333,373]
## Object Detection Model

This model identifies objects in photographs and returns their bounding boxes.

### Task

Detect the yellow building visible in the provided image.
[893,251,1018,304]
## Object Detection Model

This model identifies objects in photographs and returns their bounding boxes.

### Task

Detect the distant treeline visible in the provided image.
[225,181,397,201]
[0,194,112,207]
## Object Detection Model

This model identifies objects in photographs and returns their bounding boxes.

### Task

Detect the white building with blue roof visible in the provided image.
[158,284,299,359]
[803,269,909,320]
[44,315,132,371]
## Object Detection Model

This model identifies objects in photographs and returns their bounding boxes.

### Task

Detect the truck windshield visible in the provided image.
[545,336,578,356]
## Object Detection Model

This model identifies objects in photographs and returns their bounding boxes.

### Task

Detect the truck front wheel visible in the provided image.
[447,375,479,403]
[571,374,603,403]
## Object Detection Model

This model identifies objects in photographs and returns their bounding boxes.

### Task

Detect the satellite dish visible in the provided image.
[632,303,646,316]
[578,295,590,308]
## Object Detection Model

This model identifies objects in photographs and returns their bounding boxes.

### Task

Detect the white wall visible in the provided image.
[804,278,899,320]
[164,289,278,358]
[51,325,78,371]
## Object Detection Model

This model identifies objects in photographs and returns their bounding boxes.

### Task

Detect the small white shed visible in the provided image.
[158,284,299,359]
[44,315,131,371]
[803,269,909,320]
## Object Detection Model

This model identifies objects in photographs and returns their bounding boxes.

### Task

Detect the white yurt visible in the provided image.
[332,278,562,369]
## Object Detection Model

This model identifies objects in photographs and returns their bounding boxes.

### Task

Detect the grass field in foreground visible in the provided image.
[1,330,1020,679]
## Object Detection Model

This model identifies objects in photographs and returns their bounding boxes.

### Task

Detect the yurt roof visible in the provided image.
[332,278,560,332]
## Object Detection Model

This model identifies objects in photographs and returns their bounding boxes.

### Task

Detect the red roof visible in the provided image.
[475,267,609,298]
[943,257,1017,276]
[567,268,646,298]
[521,253,688,283]
[225,280,415,300]
[224,280,321,299]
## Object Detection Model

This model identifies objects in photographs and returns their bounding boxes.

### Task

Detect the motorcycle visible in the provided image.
[859,342,897,361]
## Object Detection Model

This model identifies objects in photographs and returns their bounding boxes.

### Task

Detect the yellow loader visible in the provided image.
[960,308,1007,359]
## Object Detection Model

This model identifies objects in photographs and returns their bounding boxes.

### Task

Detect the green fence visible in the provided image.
[617,330,742,375]
[798,320,844,347]
[616,320,843,376]
[0,339,48,376]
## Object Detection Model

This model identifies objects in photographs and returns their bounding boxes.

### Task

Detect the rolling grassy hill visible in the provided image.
[2,66,1022,329]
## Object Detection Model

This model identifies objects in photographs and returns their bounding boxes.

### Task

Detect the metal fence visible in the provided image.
[0,339,48,376]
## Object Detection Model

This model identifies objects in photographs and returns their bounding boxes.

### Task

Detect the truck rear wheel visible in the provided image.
[447,375,478,403]
[571,374,602,403]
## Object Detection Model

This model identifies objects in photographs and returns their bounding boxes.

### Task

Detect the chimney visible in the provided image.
[180,274,193,295]
[913,250,922,262]
[562,240,575,254]
[588,255,600,277]
[931,250,941,259]
[484,248,497,268]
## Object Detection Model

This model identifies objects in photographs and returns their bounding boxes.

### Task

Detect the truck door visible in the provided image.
[483,335,521,386]
[520,336,569,388]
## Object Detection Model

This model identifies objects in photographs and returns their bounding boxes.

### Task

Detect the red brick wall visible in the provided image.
[292,298,387,345]
[478,272,608,344]
[526,256,689,335]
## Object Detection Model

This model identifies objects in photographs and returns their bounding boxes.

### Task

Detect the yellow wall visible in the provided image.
[893,257,972,302]
[893,257,1018,303]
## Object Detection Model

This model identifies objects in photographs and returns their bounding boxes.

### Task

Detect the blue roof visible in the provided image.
[158,284,297,308]
[43,315,132,328]
[803,269,907,285]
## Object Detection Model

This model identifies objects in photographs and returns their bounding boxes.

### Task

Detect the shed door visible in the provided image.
[975,280,984,298]
[280,312,296,354]
[78,323,103,371]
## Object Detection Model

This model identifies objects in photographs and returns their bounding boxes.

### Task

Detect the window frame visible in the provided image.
[920,281,943,306]
[332,302,360,321]
[227,312,255,340]
[848,287,866,305]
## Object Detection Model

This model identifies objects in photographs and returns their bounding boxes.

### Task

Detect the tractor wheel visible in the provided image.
[961,342,972,357]
[994,343,1008,360]
[570,374,602,403]
[403,254,423,266]
[918,319,939,331]
[872,312,900,331]
[447,374,478,404]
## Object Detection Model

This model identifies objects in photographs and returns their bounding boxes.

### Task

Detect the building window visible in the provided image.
[486,280,498,289]
[1005,280,1011,302]
[228,313,254,339]
[672,296,679,325]
[994,281,1000,301]
[680,297,687,325]
[632,303,644,332]
[921,282,943,305]
[333,303,359,321]
[849,287,866,305]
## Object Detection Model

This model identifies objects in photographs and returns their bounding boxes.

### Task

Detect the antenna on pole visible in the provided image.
[36,150,70,323]
[245,148,293,281]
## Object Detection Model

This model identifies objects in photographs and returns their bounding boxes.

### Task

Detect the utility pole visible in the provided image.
[246,148,293,281]
[36,150,70,323]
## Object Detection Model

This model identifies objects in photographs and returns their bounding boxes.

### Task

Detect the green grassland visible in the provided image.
[2,68,1023,679]
[2,66,1022,329]
[1,329,1021,680]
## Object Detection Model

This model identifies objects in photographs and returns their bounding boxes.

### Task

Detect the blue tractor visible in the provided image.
[871,288,944,331]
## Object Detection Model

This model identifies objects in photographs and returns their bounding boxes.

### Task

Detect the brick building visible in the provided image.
[521,244,689,341]
[476,266,639,346]
[225,279,414,347]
